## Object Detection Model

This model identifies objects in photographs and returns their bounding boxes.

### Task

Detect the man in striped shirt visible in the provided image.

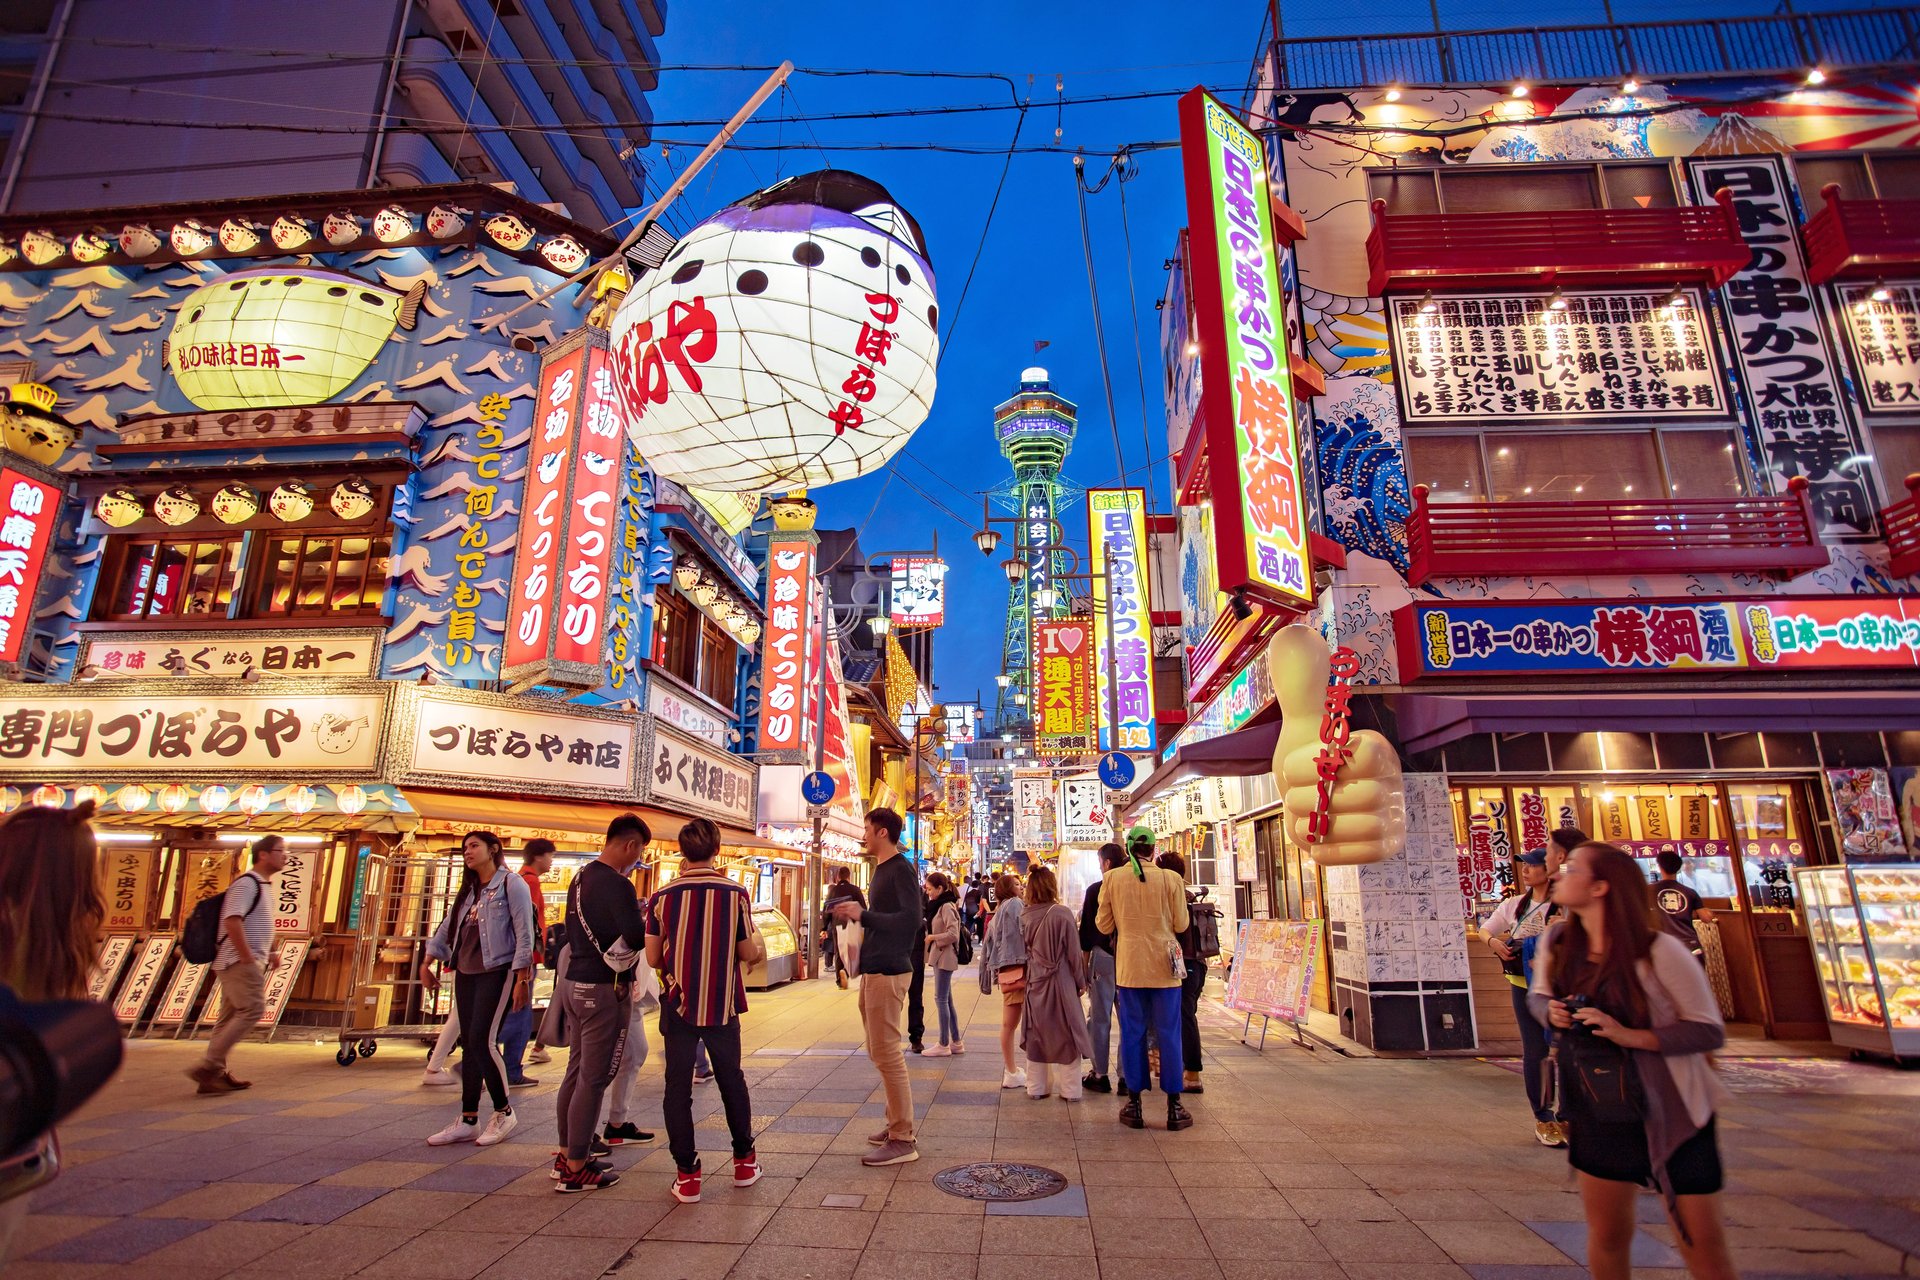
[645,818,765,1203]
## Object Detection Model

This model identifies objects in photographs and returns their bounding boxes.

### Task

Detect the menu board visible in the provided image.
[1224,919,1322,1024]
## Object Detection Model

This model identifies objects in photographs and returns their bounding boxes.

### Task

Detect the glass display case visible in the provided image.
[1797,863,1920,1061]
[746,905,799,989]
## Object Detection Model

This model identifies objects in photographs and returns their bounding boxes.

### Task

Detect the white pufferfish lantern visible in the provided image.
[607,170,939,494]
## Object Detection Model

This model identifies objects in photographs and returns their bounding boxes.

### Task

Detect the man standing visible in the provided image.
[500,838,553,1087]
[553,815,649,1193]
[832,807,919,1166]
[188,835,286,1095]
[1078,842,1125,1094]
[647,818,764,1204]
[1651,849,1714,955]
[964,875,986,940]
[1096,826,1191,1132]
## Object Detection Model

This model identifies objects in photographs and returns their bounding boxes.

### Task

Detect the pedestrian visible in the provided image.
[964,874,986,940]
[647,818,765,1202]
[1155,850,1210,1096]
[600,954,658,1148]
[822,865,866,988]
[922,871,965,1056]
[1096,826,1191,1131]
[554,814,650,1192]
[0,801,111,1269]
[1547,826,1589,880]
[1079,842,1125,1094]
[1019,865,1091,1100]
[983,870,1027,1089]
[500,837,554,1088]
[189,834,287,1095]
[907,875,929,1055]
[1651,850,1714,958]
[830,807,921,1166]
[1480,847,1563,1147]
[1534,841,1736,1280]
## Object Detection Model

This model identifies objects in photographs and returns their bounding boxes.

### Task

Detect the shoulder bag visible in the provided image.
[569,875,640,974]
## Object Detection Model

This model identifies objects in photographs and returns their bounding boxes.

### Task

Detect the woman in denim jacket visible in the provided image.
[420,831,535,1148]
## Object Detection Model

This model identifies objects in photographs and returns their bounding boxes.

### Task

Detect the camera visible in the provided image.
[0,985,124,1204]
[1563,993,1598,1032]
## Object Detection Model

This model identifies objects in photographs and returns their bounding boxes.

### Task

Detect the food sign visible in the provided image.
[889,555,946,628]
[1034,618,1095,755]
[1088,488,1157,754]
[1304,646,1360,846]
[756,538,815,756]
[0,468,59,664]
[1837,281,1920,414]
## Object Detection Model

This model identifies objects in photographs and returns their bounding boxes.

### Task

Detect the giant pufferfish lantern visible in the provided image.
[607,170,938,494]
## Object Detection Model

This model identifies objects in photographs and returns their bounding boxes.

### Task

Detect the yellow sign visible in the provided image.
[102,847,154,931]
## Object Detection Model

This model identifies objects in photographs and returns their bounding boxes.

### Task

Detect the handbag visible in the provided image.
[836,919,865,977]
[997,965,1027,994]
[570,878,640,975]
[1558,1030,1642,1124]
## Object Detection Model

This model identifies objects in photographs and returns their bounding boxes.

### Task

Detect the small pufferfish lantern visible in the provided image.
[606,169,939,495]
[0,382,79,466]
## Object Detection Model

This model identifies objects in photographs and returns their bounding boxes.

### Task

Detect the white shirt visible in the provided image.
[213,871,273,971]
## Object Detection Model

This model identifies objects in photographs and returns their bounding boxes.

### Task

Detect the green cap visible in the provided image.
[1124,824,1155,852]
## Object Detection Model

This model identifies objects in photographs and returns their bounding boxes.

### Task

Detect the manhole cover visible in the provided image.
[932,1161,1070,1202]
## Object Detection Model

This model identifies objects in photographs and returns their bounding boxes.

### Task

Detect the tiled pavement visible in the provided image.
[14,968,1920,1280]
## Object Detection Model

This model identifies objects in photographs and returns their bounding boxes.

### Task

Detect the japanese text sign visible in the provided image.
[399,687,638,800]
[1088,488,1158,755]
[1014,772,1053,850]
[756,537,815,755]
[1836,281,1920,415]
[0,468,59,664]
[645,718,757,827]
[442,388,513,674]
[1034,618,1095,755]
[1685,156,1876,540]
[889,555,946,629]
[274,845,313,934]
[1179,87,1313,606]
[1057,776,1110,845]
[81,633,377,680]
[102,847,155,931]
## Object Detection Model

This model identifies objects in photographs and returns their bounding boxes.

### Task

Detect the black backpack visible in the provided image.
[954,914,975,966]
[182,875,261,964]
[1189,899,1223,960]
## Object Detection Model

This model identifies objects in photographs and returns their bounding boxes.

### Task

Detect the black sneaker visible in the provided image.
[694,1067,714,1083]
[556,1162,620,1193]
[1167,1100,1194,1132]
[1082,1072,1112,1094]
[603,1121,654,1144]
[1118,1096,1145,1129]
[590,1136,613,1157]
[552,1156,611,1181]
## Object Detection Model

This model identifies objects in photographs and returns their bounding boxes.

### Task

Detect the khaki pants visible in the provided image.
[859,971,915,1143]
[202,960,265,1073]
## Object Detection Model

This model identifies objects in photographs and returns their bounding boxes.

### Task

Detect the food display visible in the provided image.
[745,905,799,990]
[1799,864,1920,1060]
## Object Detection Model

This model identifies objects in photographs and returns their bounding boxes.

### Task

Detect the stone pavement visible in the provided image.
[14,966,1920,1280]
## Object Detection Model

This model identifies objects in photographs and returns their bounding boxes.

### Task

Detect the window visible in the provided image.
[654,589,697,684]
[1406,429,1747,503]
[1404,434,1485,501]
[1794,151,1920,203]
[1660,430,1747,499]
[1871,425,1920,500]
[255,533,390,618]
[104,539,241,620]
[699,618,737,708]
[1368,160,1680,217]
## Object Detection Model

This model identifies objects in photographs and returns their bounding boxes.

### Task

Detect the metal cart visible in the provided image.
[333,847,461,1066]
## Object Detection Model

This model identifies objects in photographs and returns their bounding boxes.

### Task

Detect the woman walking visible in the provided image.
[923,872,965,1056]
[1019,866,1091,1100]
[1480,848,1563,1146]
[982,871,1027,1089]
[1532,841,1736,1280]
[420,830,536,1149]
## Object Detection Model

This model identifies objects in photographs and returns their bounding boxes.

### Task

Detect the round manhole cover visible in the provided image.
[931,1161,1070,1202]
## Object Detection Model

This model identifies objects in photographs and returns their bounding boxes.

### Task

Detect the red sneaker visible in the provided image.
[732,1151,762,1188]
[672,1165,702,1203]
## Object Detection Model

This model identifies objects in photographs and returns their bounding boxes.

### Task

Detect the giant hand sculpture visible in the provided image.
[1267,624,1407,866]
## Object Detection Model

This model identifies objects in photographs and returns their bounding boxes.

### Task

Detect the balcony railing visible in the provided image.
[1882,475,1920,580]
[1366,194,1749,296]
[1406,479,1829,585]
[1804,185,1920,285]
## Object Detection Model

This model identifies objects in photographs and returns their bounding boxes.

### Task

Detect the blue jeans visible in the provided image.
[933,967,959,1045]
[1116,985,1184,1096]
[1086,949,1117,1076]
[499,1005,534,1083]
[1510,983,1554,1122]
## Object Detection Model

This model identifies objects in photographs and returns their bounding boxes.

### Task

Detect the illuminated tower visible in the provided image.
[992,368,1078,729]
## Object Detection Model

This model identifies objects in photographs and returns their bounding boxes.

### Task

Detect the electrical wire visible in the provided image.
[933,94,1028,367]
[1111,149,1165,515]
[1073,154,1132,491]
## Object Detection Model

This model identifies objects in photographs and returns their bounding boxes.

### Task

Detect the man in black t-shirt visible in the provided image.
[1651,849,1713,952]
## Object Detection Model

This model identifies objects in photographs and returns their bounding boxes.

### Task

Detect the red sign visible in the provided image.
[0,469,59,664]
[504,342,587,677]
[1034,618,1094,755]
[1517,791,1550,853]
[1305,646,1360,845]
[1742,598,1920,670]
[756,536,814,754]
[550,345,623,669]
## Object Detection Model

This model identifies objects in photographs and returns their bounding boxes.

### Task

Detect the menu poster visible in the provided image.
[1827,768,1907,862]
[154,960,210,1025]
[258,939,311,1028]
[1223,918,1323,1024]
[1637,795,1671,840]
[88,935,136,1002]
[1892,767,1920,856]
[112,934,175,1024]
[1678,793,1713,840]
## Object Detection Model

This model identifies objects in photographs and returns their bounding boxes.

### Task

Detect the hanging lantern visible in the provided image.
[198,784,232,814]
[372,205,414,243]
[539,235,589,273]
[0,786,20,814]
[271,215,314,251]
[120,223,162,259]
[169,219,215,256]
[21,230,64,266]
[115,784,151,813]
[0,239,17,268]
[269,481,315,522]
[236,784,271,815]
[739,619,762,644]
[323,211,361,246]
[334,783,368,816]
[71,228,114,263]
[693,578,720,607]
[285,785,317,815]
[156,783,191,814]
[218,219,264,253]
[95,487,145,528]
[426,205,468,238]
[769,493,818,531]
[73,783,107,809]
[329,477,376,520]
[484,213,534,251]
[673,559,701,590]
[30,784,63,808]
[153,485,201,526]
[211,483,260,524]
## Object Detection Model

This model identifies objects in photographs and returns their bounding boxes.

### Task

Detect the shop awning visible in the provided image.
[1119,720,1282,820]
[399,789,778,854]
[1393,690,1920,754]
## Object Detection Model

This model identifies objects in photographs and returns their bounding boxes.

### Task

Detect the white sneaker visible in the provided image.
[427,1118,480,1146]
[527,1047,552,1064]
[951,1041,966,1055]
[923,1044,953,1057]
[476,1110,518,1147]
[420,1067,455,1087]
[1001,1070,1027,1090]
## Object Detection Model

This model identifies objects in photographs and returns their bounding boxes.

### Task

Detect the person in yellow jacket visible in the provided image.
[1095,825,1192,1131]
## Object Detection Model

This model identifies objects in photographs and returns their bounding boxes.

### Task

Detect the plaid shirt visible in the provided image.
[646,867,751,1026]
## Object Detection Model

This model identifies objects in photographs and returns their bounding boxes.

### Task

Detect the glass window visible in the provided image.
[1728,781,1809,916]
[1485,430,1661,501]
[1441,166,1599,213]
[256,533,392,618]
[1794,155,1872,204]
[102,539,240,621]
[1871,424,1920,502]
[1868,152,1920,200]
[1367,169,1439,215]
[1405,434,1485,502]
[699,618,737,708]
[654,590,697,684]
[1601,162,1678,209]
[1658,430,1746,499]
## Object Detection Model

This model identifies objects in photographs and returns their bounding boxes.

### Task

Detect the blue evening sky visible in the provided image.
[641,0,1859,710]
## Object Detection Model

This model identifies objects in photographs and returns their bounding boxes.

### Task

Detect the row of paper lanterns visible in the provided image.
[95,477,376,529]
[1,204,590,273]
[671,558,762,645]
[0,782,370,816]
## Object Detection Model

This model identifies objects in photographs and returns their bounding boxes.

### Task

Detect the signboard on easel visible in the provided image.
[89,935,136,1002]
[1224,918,1322,1050]
[153,959,211,1028]
[112,934,175,1026]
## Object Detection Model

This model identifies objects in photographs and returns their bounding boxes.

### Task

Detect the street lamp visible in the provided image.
[973,527,1001,556]
[868,615,890,639]
[999,557,1024,584]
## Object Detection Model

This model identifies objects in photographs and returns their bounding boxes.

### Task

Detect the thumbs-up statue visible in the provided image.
[1266,624,1407,866]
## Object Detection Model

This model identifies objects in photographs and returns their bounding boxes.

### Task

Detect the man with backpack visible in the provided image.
[186,835,286,1095]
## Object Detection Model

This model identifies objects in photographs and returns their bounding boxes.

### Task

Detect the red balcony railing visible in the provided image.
[1406,479,1829,585]
[1367,192,1749,296]
[1882,475,1920,579]
[1804,184,1920,285]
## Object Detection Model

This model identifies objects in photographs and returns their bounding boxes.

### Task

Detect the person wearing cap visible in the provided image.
[1480,846,1564,1147]
[1095,826,1192,1132]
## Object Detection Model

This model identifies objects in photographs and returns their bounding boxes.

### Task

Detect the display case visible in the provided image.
[745,905,798,990]
[1797,863,1920,1061]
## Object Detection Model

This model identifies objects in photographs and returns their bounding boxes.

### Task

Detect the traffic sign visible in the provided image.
[806,803,831,821]
[801,771,836,805]
[1098,752,1136,789]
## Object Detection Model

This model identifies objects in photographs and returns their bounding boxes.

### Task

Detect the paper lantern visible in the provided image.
[693,578,720,607]
[30,784,63,808]
[285,785,317,815]
[198,784,232,814]
[219,219,264,253]
[157,783,191,814]
[236,784,271,815]
[540,235,589,273]
[153,486,201,526]
[270,480,315,522]
[71,229,114,263]
[484,213,534,251]
[95,487,145,528]
[271,215,313,250]
[0,240,17,267]
[426,205,468,238]
[166,267,424,410]
[115,784,151,813]
[334,783,367,815]
[329,477,376,520]
[211,483,260,524]
[607,171,938,494]
[372,205,414,243]
[323,211,361,245]
[21,230,64,266]
[169,219,215,256]
[0,787,19,813]
[74,784,107,808]
[673,559,700,590]
[120,224,161,258]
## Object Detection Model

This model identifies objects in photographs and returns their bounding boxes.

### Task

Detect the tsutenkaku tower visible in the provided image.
[993,368,1078,729]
